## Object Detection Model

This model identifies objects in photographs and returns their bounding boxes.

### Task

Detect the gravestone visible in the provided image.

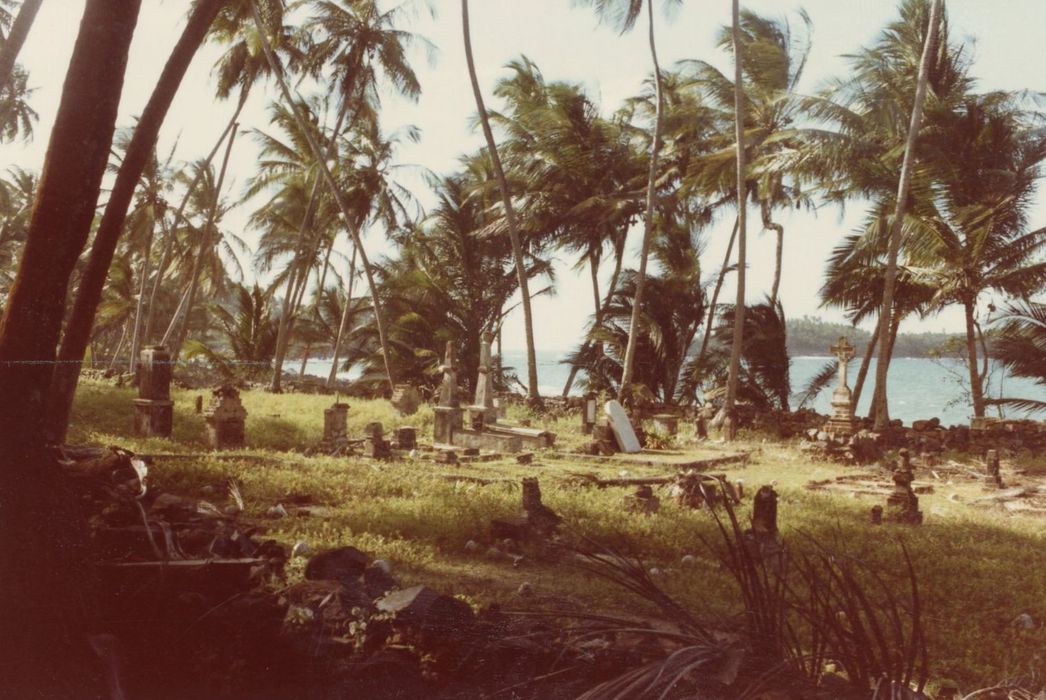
[652,414,679,436]
[396,426,417,451]
[390,384,422,416]
[886,449,923,524]
[825,337,857,436]
[580,393,597,435]
[984,449,1004,488]
[433,341,464,444]
[624,484,660,514]
[133,345,173,437]
[321,402,349,453]
[363,422,390,458]
[604,400,641,453]
[204,385,247,450]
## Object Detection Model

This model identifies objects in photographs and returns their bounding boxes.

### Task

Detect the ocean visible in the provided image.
[303,351,1045,426]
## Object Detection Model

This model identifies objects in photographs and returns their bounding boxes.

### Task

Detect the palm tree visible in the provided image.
[45,0,229,442]
[0,0,43,93]
[722,0,748,440]
[0,64,36,141]
[0,166,36,298]
[461,0,542,404]
[989,302,1046,414]
[872,0,943,430]
[905,93,1046,417]
[574,0,676,403]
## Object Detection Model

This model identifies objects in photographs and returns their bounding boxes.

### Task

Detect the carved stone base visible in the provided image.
[433,406,464,444]
[134,399,173,437]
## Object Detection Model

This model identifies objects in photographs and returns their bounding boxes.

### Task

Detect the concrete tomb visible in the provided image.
[133,345,173,438]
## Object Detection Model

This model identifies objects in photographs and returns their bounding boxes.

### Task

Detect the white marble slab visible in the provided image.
[604,400,641,453]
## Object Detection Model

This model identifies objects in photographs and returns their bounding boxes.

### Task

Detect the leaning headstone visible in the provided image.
[321,402,349,454]
[604,400,641,453]
[390,384,422,416]
[133,345,173,437]
[203,385,247,450]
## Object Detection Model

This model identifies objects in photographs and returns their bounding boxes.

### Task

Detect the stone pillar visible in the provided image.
[472,331,497,425]
[321,402,349,453]
[203,385,247,450]
[581,393,597,435]
[984,449,1003,488]
[886,450,923,524]
[133,345,173,437]
[433,341,464,444]
[825,336,857,436]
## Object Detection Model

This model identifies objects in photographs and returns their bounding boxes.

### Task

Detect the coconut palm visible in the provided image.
[904,92,1046,416]
[573,0,679,403]
[989,302,1046,413]
[0,166,35,299]
[0,0,42,92]
[0,64,35,141]
[461,0,543,403]
[185,283,279,381]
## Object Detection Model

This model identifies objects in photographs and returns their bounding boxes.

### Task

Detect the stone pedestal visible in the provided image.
[886,450,923,524]
[984,449,1003,488]
[204,385,247,450]
[433,406,464,444]
[134,399,173,437]
[396,426,417,450]
[652,413,679,436]
[363,422,390,458]
[472,332,497,425]
[321,402,349,453]
[134,345,173,437]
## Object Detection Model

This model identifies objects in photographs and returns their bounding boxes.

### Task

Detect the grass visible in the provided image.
[70,379,1046,692]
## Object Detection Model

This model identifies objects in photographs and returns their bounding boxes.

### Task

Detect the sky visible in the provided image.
[5,0,1045,352]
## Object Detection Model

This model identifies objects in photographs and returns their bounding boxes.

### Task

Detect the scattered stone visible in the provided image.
[291,541,310,558]
[376,585,474,634]
[204,385,247,450]
[624,484,660,514]
[305,546,370,586]
[516,452,534,465]
[363,561,398,598]
[266,503,288,519]
[681,554,697,568]
[464,540,479,553]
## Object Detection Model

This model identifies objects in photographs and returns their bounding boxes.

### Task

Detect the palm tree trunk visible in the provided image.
[299,342,311,376]
[617,0,664,403]
[327,244,359,387]
[128,220,158,374]
[761,199,784,306]
[0,0,44,93]
[144,93,246,343]
[873,0,942,431]
[964,298,986,417]
[106,322,129,373]
[462,0,540,404]
[869,312,900,423]
[851,316,881,410]
[695,216,738,371]
[43,0,226,442]
[250,0,396,394]
[0,1,140,688]
[562,233,625,396]
[270,169,323,392]
[724,0,748,443]
[166,122,238,361]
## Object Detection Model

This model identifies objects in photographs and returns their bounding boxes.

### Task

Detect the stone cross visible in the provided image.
[825,336,857,435]
[831,336,856,388]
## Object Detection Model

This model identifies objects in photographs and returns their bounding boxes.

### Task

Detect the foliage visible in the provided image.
[184,283,278,380]
[988,301,1046,413]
